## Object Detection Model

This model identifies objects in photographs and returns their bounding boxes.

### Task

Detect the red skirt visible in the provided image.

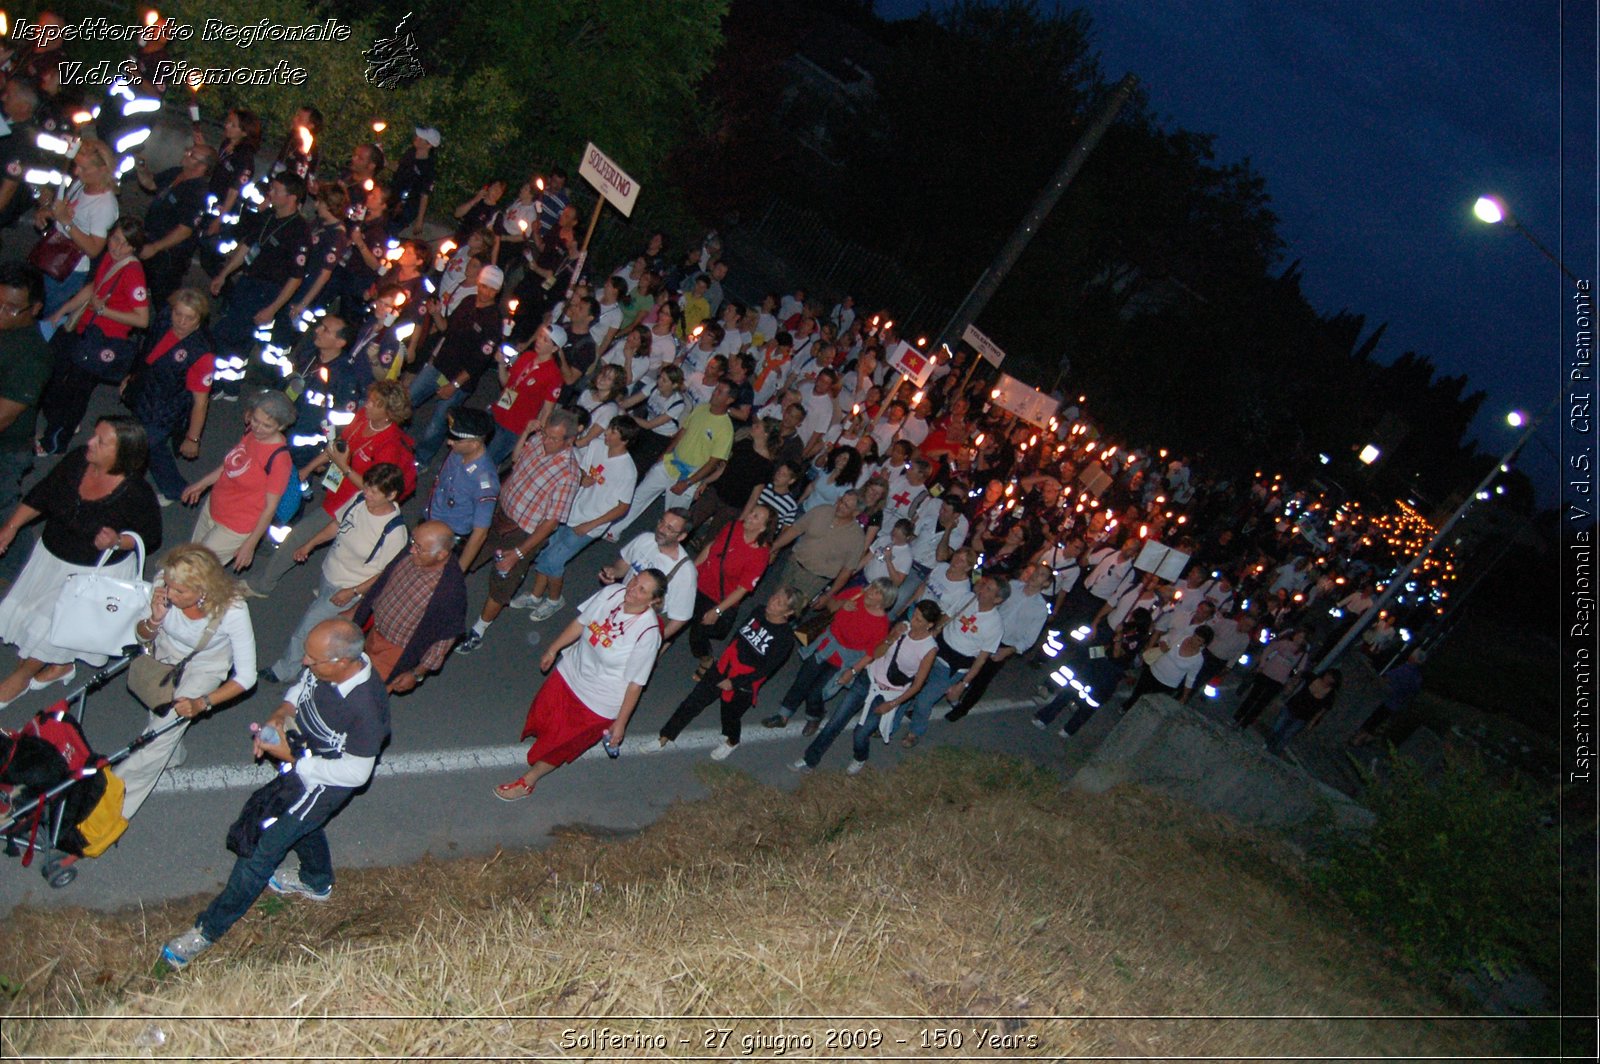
[520,671,610,768]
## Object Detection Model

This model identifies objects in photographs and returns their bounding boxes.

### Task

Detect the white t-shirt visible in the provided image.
[557,585,661,719]
[322,498,409,589]
[641,386,688,438]
[592,301,623,347]
[569,438,638,530]
[799,392,834,442]
[620,533,696,623]
[909,497,964,569]
[59,183,119,274]
[998,584,1050,652]
[863,540,913,585]
[941,603,1003,660]
[897,416,930,447]
[923,566,974,615]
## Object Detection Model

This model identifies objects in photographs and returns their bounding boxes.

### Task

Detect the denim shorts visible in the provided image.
[533,524,598,577]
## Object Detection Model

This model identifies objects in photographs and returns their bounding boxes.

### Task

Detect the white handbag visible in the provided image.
[49,532,153,658]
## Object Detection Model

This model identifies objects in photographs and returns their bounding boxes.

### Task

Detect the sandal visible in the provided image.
[900,734,919,749]
[494,777,536,802]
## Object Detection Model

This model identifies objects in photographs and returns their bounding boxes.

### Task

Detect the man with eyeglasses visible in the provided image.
[0,264,49,580]
[160,618,390,969]
[457,408,581,651]
[351,519,467,694]
[133,141,217,308]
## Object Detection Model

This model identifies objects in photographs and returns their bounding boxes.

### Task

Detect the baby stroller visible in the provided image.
[0,653,183,888]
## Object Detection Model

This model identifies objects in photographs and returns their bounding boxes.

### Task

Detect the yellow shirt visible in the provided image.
[667,403,733,471]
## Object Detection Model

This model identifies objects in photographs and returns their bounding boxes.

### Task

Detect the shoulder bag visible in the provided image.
[127,608,225,713]
[49,532,154,658]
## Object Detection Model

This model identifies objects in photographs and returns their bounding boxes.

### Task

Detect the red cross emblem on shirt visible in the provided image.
[960,613,978,633]
[587,620,615,647]
[588,463,606,485]
[892,490,912,508]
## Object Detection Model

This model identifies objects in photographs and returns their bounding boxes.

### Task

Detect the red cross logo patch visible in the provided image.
[587,619,615,648]
[960,613,978,634]
[589,463,606,484]
[892,490,912,508]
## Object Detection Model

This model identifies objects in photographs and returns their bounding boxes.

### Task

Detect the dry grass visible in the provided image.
[1,749,1509,1059]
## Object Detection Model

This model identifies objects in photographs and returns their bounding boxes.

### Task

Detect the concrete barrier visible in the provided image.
[1069,694,1374,832]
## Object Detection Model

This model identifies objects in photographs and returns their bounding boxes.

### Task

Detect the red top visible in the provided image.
[697,522,770,602]
[77,255,149,341]
[826,587,891,664]
[145,331,216,393]
[208,433,293,534]
[322,411,417,516]
[494,350,563,435]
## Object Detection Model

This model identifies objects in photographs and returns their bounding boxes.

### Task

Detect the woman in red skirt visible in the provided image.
[495,568,666,800]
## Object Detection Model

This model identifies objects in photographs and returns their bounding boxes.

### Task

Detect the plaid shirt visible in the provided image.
[500,443,580,532]
[372,556,453,673]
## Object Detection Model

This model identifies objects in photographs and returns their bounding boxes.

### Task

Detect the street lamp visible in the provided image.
[1472,194,1579,282]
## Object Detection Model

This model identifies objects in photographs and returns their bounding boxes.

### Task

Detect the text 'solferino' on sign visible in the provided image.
[579,142,640,218]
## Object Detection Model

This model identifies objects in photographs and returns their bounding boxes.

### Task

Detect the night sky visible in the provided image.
[876,0,1597,503]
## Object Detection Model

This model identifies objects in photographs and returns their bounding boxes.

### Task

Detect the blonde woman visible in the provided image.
[118,544,259,819]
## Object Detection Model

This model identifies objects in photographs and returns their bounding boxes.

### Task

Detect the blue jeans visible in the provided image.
[777,654,844,721]
[196,783,339,942]
[800,671,877,768]
[408,367,468,465]
[486,424,518,469]
[891,657,962,740]
[39,271,88,338]
[1265,712,1307,755]
[270,575,349,679]
[142,417,188,501]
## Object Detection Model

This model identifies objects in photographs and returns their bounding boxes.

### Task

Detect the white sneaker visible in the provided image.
[508,593,546,611]
[789,758,811,773]
[1031,717,1047,730]
[846,759,866,776]
[709,739,737,761]
[528,596,565,622]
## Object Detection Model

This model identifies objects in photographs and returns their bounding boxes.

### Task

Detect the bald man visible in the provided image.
[161,619,390,969]
[351,520,469,692]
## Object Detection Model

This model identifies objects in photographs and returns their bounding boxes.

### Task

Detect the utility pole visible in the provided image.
[934,72,1138,356]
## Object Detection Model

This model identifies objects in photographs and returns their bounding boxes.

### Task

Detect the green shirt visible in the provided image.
[0,325,52,454]
[668,403,732,471]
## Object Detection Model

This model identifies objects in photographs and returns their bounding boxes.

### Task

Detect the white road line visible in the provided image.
[152,696,1040,794]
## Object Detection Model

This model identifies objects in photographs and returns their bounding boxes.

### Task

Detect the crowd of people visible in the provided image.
[0,39,1427,972]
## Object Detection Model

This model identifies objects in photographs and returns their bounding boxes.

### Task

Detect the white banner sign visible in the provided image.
[885,340,935,388]
[990,372,1058,427]
[962,323,1006,367]
[1134,540,1191,583]
[578,142,640,217]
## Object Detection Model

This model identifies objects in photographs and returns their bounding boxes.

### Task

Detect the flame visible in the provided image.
[883,320,894,330]
[145,9,160,27]
[851,404,861,416]
[535,177,545,192]
[187,70,203,92]
[516,219,528,233]
[916,336,926,347]
[297,126,313,154]
[372,120,387,134]
[691,324,705,338]
[362,178,374,192]
[973,433,984,445]
[507,298,520,315]
[912,390,924,405]
[391,291,407,307]
[1,14,9,37]
[437,240,457,255]
[71,110,94,125]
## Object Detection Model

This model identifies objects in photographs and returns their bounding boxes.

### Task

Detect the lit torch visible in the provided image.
[433,238,456,273]
[186,69,203,122]
[504,298,519,337]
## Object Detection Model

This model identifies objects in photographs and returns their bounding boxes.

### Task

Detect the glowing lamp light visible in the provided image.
[1358,444,1382,465]
[1472,196,1506,225]
[1506,410,1526,428]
